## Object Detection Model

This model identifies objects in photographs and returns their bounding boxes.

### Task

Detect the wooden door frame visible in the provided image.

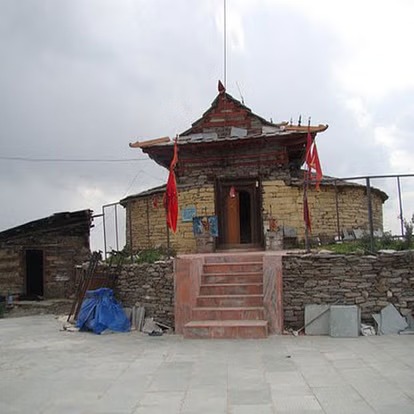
[215,177,264,249]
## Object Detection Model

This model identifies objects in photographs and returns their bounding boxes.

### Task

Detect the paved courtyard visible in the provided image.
[1,315,414,413]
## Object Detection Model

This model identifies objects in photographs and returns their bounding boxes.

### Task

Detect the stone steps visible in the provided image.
[183,254,267,339]
[192,306,265,321]
[196,294,264,308]
[202,272,262,284]
[183,320,268,339]
[204,254,264,263]
[199,283,263,296]
[202,262,263,274]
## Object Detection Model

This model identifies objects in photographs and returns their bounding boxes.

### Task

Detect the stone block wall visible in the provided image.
[126,192,167,252]
[282,251,414,329]
[0,235,90,298]
[262,180,384,241]
[124,178,385,255]
[126,185,215,254]
[113,260,174,328]
[43,236,90,297]
[0,247,22,296]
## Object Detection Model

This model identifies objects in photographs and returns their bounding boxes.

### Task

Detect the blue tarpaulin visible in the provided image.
[76,288,130,334]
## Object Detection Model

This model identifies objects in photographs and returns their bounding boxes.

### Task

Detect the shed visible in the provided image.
[0,209,93,299]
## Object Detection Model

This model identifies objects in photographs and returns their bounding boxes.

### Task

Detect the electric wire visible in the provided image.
[0,156,149,163]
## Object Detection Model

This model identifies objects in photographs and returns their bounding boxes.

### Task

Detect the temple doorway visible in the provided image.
[216,179,262,249]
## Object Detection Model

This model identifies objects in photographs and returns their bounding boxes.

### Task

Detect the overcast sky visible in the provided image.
[1,0,414,251]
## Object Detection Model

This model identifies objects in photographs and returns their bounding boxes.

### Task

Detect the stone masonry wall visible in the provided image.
[283,251,414,329]
[114,260,174,328]
[0,234,90,298]
[0,247,22,297]
[126,193,167,252]
[262,180,384,241]
[126,185,215,254]
[125,179,384,254]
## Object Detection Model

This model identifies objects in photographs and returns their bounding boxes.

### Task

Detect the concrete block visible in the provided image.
[330,305,360,337]
[305,304,330,335]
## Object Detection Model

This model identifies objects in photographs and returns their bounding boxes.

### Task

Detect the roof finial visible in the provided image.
[218,80,226,94]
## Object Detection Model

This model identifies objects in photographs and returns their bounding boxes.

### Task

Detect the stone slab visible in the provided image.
[304,304,330,335]
[329,305,360,337]
[379,303,408,335]
[3,316,414,413]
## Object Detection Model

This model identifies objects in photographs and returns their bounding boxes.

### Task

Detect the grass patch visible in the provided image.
[105,247,174,264]
[323,233,412,254]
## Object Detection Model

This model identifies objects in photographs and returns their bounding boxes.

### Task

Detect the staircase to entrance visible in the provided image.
[175,252,283,339]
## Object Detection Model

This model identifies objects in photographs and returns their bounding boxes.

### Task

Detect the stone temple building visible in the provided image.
[121,87,387,254]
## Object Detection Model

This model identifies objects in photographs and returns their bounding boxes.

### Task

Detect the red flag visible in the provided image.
[164,137,179,233]
[310,144,323,191]
[305,128,313,171]
[305,128,323,191]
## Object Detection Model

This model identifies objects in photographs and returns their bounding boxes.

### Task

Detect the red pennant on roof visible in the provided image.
[164,137,179,233]
[305,127,323,191]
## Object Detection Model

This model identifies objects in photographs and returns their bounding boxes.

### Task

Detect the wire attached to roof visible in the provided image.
[0,156,149,163]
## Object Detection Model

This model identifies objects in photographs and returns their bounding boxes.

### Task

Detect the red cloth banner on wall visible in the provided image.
[164,137,179,233]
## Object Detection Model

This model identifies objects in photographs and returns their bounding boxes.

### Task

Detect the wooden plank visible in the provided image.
[129,137,170,148]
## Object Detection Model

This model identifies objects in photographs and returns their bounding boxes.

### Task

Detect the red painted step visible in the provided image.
[199,283,263,296]
[183,254,268,339]
[205,254,264,264]
[192,306,265,321]
[203,262,263,274]
[202,272,262,284]
[183,320,268,339]
[196,294,263,308]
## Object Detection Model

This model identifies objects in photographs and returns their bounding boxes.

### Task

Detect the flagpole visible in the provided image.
[304,117,311,252]
[304,175,310,252]
[223,0,227,88]
[166,212,171,257]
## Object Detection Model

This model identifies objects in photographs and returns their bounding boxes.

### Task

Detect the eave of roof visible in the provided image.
[120,185,166,205]
[141,127,327,169]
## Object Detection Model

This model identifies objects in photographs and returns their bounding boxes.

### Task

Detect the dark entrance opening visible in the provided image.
[25,249,44,297]
[216,178,263,249]
[239,190,252,243]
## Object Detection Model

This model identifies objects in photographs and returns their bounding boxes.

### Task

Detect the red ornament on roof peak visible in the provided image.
[218,80,226,94]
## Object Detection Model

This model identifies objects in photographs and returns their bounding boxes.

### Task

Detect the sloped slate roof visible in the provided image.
[175,124,328,146]
[120,185,166,206]
[0,209,93,241]
[133,89,328,170]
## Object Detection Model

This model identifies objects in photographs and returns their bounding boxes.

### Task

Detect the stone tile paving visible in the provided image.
[1,315,414,413]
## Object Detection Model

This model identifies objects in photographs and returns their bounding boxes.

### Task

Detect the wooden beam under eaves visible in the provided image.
[129,136,170,148]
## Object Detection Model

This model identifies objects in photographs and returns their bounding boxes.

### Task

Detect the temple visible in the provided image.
[121,84,386,254]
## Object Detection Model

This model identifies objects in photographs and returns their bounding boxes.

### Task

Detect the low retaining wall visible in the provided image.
[108,251,414,334]
[283,251,414,329]
[113,260,174,328]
